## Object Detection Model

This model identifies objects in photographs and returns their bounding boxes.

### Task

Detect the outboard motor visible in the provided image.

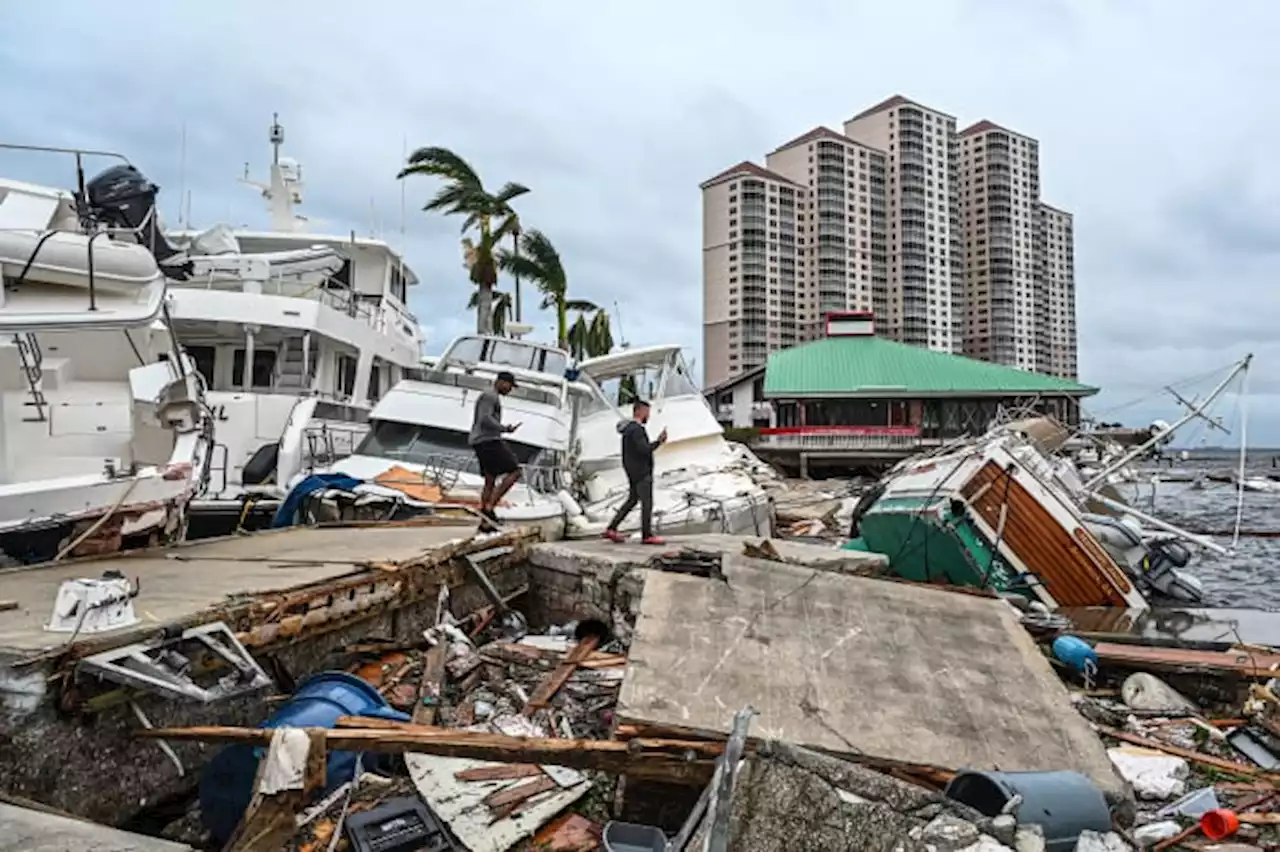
[83,165,191,279]
[1143,539,1204,605]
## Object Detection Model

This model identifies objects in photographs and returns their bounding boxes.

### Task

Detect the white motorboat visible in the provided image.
[291,334,576,539]
[99,116,429,533]
[565,345,775,540]
[0,145,213,563]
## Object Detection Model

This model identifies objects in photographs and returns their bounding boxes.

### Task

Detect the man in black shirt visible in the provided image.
[603,399,667,544]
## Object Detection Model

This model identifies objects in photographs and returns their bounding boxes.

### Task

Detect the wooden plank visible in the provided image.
[455,764,543,782]
[524,635,599,715]
[1094,642,1280,678]
[139,723,720,784]
[1096,725,1280,782]
[483,775,557,809]
[413,643,448,725]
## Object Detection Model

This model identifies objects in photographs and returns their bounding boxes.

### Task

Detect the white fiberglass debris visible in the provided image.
[1107,746,1188,800]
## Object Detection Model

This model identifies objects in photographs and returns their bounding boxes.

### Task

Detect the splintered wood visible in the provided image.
[523,635,600,716]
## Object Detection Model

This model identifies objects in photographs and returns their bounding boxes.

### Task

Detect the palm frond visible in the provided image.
[398,147,482,189]
[564,298,598,313]
[492,182,531,206]
[424,183,485,215]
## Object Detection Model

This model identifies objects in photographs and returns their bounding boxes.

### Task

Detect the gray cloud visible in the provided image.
[2,0,1278,441]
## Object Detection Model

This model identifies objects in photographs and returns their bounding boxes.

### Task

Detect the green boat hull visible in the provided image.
[843,495,1023,594]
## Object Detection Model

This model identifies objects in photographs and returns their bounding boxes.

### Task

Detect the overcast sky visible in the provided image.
[1,1,1273,442]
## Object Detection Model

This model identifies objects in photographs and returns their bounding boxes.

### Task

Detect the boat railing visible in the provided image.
[372,451,568,506]
[300,423,367,472]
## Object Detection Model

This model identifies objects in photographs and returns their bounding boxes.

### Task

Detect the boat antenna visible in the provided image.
[1231,367,1250,547]
[613,300,629,349]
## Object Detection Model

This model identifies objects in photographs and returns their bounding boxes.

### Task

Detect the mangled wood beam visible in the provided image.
[1097,725,1280,783]
[1093,642,1280,679]
[413,642,448,725]
[613,719,956,788]
[524,635,599,716]
[139,722,720,784]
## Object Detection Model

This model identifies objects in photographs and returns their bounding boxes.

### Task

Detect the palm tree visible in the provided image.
[566,308,614,360]
[467,289,512,336]
[498,229,596,348]
[398,147,528,334]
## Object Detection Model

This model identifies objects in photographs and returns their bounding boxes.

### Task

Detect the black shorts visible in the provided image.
[473,440,520,477]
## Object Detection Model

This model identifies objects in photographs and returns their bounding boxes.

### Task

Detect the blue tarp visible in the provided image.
[271,473,363,528]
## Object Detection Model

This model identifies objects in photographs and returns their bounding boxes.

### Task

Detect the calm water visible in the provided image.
[1122,450,1280,608]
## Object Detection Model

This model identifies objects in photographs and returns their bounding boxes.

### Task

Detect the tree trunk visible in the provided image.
[511,228,522,323]
[556,298,569,350]
[475,284,494,335]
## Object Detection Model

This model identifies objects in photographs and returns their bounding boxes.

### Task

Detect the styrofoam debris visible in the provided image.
[1132,821,1181,844]
[1121,673,1199,714]
[1107,747,1188,800]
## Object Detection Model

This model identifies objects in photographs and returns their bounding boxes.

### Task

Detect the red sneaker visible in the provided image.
[642,536,666,545]
[603,529,625,543]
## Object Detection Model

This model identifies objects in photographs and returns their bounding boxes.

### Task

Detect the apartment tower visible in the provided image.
[700,162,806,386]
[844,96,963,353]
[1038,203,1077,379]
[701,94,1077,387]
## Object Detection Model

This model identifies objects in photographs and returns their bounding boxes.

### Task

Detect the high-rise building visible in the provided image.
[763,128,888,340]
[700,162,806,386]
[957,120,1041,372]
[1038,203,1077,379]
[701,94,1077,388]
[844,96,963,353]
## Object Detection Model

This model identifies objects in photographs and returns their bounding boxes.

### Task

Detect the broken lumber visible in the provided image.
[483,775,557,809]
[1093,642,1280,679]
[139,722,721,784]
[1096,725,1280,783]
[413,642,447,725]
[455,764,543,782]
[524,634,599,715]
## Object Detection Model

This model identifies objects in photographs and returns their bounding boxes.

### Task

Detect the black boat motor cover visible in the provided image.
[84,164,189,277]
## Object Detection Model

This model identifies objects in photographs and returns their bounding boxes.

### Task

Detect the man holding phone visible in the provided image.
[603,399,668,544]
[470,371,523,530]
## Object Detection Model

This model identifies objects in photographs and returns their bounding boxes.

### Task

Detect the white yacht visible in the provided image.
[0,147,213,563]
[153,117,426,531]
[292,334,576,538]
[566,345,775,540]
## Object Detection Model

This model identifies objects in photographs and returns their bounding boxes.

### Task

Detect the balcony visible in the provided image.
[757,426,926,454]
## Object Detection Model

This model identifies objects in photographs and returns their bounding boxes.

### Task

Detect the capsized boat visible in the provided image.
[564,345,775,540]
[845,356,1252,609]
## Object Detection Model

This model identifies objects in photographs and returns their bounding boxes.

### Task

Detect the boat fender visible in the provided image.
[1051,635,1098,676]
[555,489,584,517]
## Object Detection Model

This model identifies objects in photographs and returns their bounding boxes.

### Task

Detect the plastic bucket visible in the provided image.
[199,672,411,844]
[1201,808,1240,840]
[602,821,667,852]
[944,769,1110,852]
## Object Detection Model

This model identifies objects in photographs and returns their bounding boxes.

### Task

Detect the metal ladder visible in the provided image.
[13,333,47,422]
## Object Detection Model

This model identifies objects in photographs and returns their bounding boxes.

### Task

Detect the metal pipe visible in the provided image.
[85,230,106,311]
[1082,355,1251,492]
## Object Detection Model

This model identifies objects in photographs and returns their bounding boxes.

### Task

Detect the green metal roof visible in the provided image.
[763,335,1097,398]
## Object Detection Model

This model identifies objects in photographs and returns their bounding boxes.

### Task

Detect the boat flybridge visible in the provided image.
[293,334,577,538]
[159,116,427,531]
[566,345,775,539]
[0,144,213,563]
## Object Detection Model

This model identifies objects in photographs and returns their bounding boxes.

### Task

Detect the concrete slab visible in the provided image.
[529,533,886,577]
[0,802,192,851]
[0,524,475,656]
[616,553,1126,803]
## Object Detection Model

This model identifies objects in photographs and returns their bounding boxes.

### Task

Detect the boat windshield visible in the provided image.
[444,336,569,379]
[354,419,544,467]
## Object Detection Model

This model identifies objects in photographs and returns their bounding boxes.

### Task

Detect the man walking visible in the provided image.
[603,399,668,544]
[470,371,522,530]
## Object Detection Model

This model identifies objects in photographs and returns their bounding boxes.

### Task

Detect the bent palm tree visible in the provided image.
[398,147,528,334]
[567,308,615,360]
[498,229,596,348]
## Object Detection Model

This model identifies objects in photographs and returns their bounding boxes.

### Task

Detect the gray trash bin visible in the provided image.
[602,820,667,852]
[944,769,1111,852]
